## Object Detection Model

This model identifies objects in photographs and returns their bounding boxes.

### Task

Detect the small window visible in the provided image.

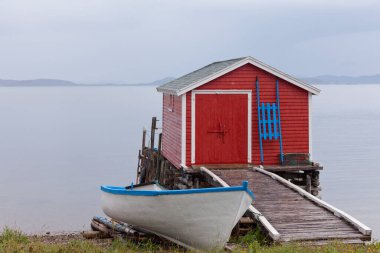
[168,94,175,112]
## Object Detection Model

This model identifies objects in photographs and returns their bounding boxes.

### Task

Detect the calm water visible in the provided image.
[0,85,379,239]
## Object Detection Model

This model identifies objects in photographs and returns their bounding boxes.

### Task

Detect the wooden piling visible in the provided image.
[158,133,162,153]
[306,173,311,193]
[136,150,141,184]
[150,117,157,149]
[142,127,147,150]
[137,128,147,183]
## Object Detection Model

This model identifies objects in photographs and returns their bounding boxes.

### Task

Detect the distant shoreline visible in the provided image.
[0,84,158,87]
[0,77,175,87]
[1,75,380,87]
[1,83,380,87]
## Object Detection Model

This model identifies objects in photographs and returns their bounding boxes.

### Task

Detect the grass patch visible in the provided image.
[0,227,29,244]
[110,238,182,252]
[0,228,184,253]
[0,228,379,252]
[233,227,268,246]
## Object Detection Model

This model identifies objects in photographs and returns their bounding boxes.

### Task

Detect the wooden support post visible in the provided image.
[150,117,157,149]
[158,133,162,153]
[311,170,320,187]
[155,133,163,182]
[158,160,164,183]
[152,152,156,181]
[142,127,147,150]
[137,128,147,184]
[306,173,311,193]
[163,161,169,185]
[136,149,141,184]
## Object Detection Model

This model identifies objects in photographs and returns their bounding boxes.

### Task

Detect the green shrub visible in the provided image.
[0,227,29,244]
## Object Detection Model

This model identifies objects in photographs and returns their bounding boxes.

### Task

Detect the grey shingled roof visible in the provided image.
[157,56,321,95]
[157,57,245,94]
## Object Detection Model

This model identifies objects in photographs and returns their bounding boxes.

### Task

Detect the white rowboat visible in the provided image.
[101,181,254,250]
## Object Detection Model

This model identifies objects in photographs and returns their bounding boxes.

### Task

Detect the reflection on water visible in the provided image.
[0,85,379,239]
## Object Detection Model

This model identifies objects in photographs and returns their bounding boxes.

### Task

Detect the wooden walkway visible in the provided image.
[204,167,371,244]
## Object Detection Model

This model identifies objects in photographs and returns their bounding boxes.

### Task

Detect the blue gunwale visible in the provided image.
[101,181,255,200]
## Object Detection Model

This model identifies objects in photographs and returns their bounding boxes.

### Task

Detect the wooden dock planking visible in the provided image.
[209,168,370,243]
[263,164,323,172]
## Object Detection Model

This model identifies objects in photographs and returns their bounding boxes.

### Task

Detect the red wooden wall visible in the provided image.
[185,63,309,166]
[161,94,182,168]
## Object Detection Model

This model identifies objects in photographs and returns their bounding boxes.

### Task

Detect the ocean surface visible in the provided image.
[0,85,379,239]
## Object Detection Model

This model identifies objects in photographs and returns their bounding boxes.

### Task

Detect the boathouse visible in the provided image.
[134,57,372,245]
[157,56,321,169]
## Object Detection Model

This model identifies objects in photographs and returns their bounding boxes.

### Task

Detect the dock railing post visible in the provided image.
[150,117,157,149]
[137,127,147,184]
[158,133,162,154]
[142,127,147,151]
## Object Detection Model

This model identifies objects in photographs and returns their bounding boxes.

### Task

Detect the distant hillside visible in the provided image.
[0,77,175,87]
[0,79,77,86]
[301,74,380,84]
[137,77,175,86]
[2,74,380,87]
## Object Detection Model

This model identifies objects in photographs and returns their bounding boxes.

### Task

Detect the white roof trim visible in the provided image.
[174,57,320,96]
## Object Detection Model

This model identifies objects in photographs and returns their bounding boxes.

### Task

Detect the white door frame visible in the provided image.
[191,90,252,164]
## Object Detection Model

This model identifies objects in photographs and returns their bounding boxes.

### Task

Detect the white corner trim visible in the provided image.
[175,57,321,96]
[181,94,186,166]
[247,92,252,163]
[200,167,281,241]
[308,93,312,160]
[191,92,196,163]
[191,90,252,164]
[254,166,372,236]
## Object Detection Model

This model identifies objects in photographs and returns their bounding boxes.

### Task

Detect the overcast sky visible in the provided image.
[1,0,380,83]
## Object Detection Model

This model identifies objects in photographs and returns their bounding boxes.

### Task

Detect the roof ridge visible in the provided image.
[161,57,245,88]
[157,56,321,95]
[210,57,247,65]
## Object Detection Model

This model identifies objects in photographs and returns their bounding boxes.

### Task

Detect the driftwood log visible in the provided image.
[86,216,148,240]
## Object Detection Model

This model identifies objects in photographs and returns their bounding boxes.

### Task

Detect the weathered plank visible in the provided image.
[199,167,282,240]
[210,168,371,244]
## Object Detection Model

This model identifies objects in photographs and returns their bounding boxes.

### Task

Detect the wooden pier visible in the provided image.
[202,167,372,244]
[137,118,372,245]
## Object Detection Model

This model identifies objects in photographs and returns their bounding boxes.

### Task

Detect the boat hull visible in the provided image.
[101,184,253,250]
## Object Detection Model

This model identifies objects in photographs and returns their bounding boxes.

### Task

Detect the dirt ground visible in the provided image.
[28,232,113,247]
